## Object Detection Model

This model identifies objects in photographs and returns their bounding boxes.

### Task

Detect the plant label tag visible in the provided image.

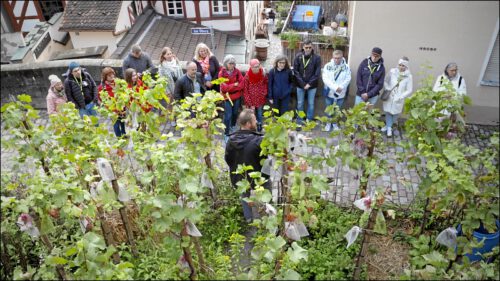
[97,158,115,181]
[186,221,202,237]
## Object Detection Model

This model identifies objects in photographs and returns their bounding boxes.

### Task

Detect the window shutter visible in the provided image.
[481,33,499,86]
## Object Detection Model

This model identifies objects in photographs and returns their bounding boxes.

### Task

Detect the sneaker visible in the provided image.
[323,123,332,132]
[387,127,392,137]
[332,123,340,131]
[381,126,388,132]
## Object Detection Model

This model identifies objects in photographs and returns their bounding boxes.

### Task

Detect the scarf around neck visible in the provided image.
[248,68,264,83]
[198,56,210,74]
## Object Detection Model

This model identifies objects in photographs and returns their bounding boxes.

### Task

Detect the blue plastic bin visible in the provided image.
[456,220,500,263]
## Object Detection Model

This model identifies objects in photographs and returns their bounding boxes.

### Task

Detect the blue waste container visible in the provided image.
[456,220,500,263]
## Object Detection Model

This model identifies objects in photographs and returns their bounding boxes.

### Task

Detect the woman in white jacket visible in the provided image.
[321,49,351,131]
[382,57,413,137]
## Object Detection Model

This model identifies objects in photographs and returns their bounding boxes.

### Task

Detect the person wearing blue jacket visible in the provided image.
[322,50,351,131]
[355,47,385,105]
[268,54,294,116]
[293,40,322,124]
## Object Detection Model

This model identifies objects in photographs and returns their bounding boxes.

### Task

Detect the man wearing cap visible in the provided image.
[63,61,99,119]
[355,47,386,105]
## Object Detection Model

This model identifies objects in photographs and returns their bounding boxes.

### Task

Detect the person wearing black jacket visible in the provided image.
[225,109,269,222]
[293,40,322,124]
[174,62,207,101]
[63,61,99,119]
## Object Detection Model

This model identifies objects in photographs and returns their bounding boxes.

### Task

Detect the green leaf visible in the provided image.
[46,256,68,265]
[40,213,55,235]
[287,242,308,263]
[65,247,78,257]
[281,269,301,280]
[17,94,32,103]
[266,236,286,251]
[83,232,106,250]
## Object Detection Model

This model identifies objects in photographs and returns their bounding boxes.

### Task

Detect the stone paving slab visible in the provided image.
[2,111,496,207]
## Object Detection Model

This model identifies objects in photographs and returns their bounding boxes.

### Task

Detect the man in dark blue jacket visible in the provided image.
[293,40,322,124]
[355,47,385,105]
[63,61,98,119]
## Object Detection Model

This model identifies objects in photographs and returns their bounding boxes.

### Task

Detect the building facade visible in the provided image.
[347,1,499,125]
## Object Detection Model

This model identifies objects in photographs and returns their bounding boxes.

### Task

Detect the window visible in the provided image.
[167,0,183,17]
[212,0,229,15]
[480,32,499,87]
[39,0,65,21]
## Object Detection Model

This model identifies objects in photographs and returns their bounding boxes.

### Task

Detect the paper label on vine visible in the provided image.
[97,158,115,181]
[201,172,214,190]
[118,183,131,202]
[186,221,202,237]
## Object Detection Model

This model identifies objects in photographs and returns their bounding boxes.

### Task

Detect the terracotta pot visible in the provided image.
[281,40,289,48]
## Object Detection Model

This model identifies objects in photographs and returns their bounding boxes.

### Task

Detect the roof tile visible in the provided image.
[60,1,122,31]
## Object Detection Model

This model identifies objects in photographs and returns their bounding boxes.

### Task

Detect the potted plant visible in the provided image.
[287,31,301,50]
[280,32,289,48]
[332,36,348,50]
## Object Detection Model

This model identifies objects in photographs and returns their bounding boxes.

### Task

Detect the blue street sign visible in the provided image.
[191,28,211,34]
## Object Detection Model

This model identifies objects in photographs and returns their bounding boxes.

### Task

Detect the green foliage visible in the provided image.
[298,202,362,280]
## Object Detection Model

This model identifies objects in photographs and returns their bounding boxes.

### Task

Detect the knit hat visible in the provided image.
[68,61,80,72]
[371,47,382,56]
[48,74,62,88]
[250,59,260,68]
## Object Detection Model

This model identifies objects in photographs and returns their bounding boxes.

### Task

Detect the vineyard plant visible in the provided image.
[1,71,498,280]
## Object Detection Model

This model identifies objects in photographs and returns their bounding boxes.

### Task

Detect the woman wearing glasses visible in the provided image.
[381,56,413,137]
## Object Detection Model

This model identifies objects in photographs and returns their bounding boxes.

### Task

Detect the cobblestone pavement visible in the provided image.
[2,111,497,207]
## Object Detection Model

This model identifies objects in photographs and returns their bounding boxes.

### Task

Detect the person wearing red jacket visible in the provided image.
[243,59,268,132]
[98,67,126,137]
[219,54,244,142]
[124,68,151,113]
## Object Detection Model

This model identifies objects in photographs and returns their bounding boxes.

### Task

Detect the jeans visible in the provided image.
[355,95,379,105]
[323,87,344,118]
[241,179,272,221]
[273,96,290,116]
[113,116,126,137]
[78,102,98,118]
[296,87,317,123]
[255,106,263,127]
[224,98,241,135]
[385,113,399,129]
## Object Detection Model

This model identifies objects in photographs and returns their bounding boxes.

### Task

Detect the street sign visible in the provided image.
[190,27,216,50]
[191,27,211,34]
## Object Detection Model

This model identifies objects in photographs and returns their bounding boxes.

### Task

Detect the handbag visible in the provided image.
[381,80,400,101]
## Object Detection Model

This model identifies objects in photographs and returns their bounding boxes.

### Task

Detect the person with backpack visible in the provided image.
[321,49,351,131]
[355,47,386,105]
[268,54,294,117]
[63,61,99,119]
[432,62,466,95]
[432,62,467,124]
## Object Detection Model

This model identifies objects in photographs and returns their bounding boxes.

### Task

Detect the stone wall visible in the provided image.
[0,59,251,109]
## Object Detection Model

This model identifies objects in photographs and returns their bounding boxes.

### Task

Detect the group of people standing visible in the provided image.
[46,41,467,141]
